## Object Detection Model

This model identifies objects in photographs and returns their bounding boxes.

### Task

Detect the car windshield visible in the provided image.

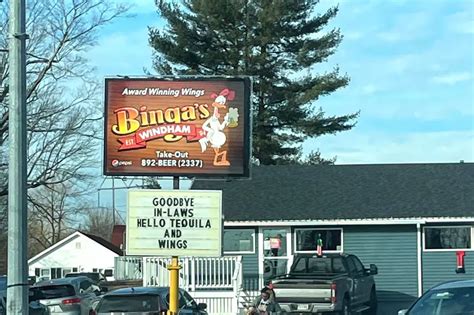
[66,273,100,282]
[33,285,76,299]
[98,295,161,312]
[292,257,346,274]
[408,286,474,315]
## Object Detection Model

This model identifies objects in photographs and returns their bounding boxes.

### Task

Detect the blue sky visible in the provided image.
[90,0,474,165]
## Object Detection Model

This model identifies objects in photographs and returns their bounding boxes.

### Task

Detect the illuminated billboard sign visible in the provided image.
[126,190,222,257]
[104,77,251,177]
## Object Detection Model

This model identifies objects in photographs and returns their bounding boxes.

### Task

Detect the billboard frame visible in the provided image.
[103,76,252,178]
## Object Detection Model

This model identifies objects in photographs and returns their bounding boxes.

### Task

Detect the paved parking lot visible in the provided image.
[377,301,414,315]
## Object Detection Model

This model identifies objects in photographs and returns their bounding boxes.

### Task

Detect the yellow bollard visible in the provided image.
[167,256,181,315]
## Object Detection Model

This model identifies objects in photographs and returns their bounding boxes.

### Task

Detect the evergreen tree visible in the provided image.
[149,0,358,164]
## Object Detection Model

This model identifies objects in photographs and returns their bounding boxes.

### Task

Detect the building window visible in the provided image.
[263,229,288,257]
[223,229,255,254]
[62,268,72,277]
[51,268,62,279]
[40,269,50,278]
[424,226,472,250]
[294,228,343,253]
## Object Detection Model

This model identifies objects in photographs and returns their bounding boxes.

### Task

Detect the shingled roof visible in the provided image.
[82,232,123,256]
[192,163,474,221]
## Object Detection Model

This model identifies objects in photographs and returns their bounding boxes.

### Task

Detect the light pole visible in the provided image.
[7,0,29,313]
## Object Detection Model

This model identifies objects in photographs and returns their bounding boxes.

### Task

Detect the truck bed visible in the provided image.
[271,274,345,304]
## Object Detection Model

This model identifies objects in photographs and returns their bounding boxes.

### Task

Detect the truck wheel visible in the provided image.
[339,297,351,315]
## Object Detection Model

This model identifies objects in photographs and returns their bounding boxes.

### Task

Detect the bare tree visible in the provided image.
[28,182,85,256]
[0,0,129,255]
[81,207,117,242]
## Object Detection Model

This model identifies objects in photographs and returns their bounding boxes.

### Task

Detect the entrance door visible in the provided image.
[260,227,292,287]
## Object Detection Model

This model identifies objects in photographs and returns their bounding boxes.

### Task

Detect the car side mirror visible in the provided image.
[198,303,207,310]
[398,309,408,315]
[100,286,108,293]
[369,264,378,275]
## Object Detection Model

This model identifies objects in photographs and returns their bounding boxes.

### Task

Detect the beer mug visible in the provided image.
[227,107,239,128]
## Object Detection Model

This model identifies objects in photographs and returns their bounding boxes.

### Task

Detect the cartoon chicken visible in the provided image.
[199,88,239,166]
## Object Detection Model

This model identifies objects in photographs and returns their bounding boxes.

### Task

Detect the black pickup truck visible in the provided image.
[269,253,378,314]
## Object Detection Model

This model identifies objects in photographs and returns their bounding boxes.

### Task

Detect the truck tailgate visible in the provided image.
[272,279,334,303]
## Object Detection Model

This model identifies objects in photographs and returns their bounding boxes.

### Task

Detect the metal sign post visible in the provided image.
[167,256,180,315]
[168,176,181,315]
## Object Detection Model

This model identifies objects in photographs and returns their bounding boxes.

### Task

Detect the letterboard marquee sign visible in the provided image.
[104,77,251,177]
[126,189,222,257]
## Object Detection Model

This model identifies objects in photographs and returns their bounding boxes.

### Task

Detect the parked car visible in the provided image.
[0,291,48,315]
[0,296,48,315]
[28,276,38,285]
[65,272,109,286]
[398,279,474,315]
[92,287,208,314]
[32,276,105,314]
[270,253,378,314]
[37,276,50,282]
[0,275,49,315]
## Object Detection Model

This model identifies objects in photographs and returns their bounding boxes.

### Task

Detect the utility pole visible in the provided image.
[7,0,28,313]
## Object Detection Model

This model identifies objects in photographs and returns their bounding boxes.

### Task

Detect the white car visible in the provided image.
[32,276,105,314]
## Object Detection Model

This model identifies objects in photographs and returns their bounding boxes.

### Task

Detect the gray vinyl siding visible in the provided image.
[241,252,259,275]
[422,251,474,292]
[241,253,260,290]
[344,225,418,302]
[224,227,259,291]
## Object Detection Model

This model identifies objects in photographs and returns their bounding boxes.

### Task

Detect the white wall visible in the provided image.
[29,233,118,278]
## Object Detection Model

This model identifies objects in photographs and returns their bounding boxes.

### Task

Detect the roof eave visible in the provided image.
[224,217,474,227]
